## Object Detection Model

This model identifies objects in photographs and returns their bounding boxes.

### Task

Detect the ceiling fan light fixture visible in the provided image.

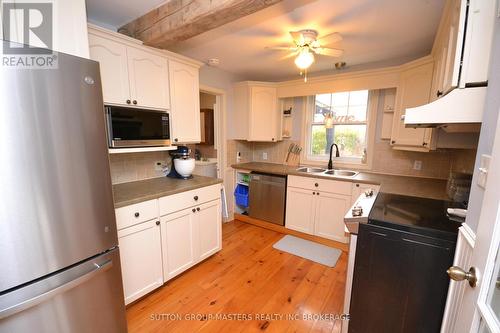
[294,49,314,70]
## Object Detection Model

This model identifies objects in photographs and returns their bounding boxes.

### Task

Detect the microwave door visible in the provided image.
[106,106,170,148]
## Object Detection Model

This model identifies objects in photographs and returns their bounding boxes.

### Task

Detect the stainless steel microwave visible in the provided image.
[105,106,171,148]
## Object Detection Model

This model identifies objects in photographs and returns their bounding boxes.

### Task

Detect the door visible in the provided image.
[127,47,170,110]
[0,49,118,292]
[391,61,434,149]
[160,208,197,281]
[197,200,222,261]
[0,248,127,333]
[117,220,163,305]
[88,34,130,105]
[451,116,500,332]
[285,187,316,234]
[169,60,201,143]
[314,192,350,243]
[248,86,277,141]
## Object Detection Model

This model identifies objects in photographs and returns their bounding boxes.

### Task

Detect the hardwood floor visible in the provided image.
[126,220,348,333]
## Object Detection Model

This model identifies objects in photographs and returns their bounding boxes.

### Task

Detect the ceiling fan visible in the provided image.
[266,29,343,81]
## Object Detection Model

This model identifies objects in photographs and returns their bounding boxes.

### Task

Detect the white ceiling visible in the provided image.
[86,0,445,81]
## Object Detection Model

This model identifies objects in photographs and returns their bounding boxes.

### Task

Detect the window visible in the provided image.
[308,90,369,164]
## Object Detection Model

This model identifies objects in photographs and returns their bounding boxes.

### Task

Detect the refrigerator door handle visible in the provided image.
[0,259,113,320]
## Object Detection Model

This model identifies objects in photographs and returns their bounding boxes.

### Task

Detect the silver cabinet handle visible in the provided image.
[0,259,112,319]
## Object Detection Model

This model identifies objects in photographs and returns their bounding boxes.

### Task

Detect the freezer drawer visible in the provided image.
[0,248,127,333]
[248,173,286,225]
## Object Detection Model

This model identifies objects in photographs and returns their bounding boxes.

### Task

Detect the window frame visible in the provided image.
[301,91,379,170]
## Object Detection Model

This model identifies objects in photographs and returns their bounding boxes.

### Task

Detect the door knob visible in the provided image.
[447,266,477,287]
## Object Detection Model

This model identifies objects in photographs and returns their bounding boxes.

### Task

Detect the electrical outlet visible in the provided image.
[413,160,422,171]
[236,151,241,163]
[154,161,163,171]
[262,152,268,160]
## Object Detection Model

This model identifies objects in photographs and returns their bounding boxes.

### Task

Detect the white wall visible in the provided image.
[198,65,244,220]
[466,19,500,232]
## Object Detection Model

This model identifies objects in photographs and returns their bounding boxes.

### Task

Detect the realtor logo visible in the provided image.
[2,1,56,68]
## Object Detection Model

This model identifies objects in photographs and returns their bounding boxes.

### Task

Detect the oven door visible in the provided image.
[106,106,170,147]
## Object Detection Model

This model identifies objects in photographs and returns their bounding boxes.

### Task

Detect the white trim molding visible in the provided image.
[440,223,476,333]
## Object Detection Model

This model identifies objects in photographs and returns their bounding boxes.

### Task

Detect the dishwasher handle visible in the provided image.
[250,173,286,186]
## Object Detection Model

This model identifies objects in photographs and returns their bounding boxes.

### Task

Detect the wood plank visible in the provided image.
[235,213,349,252]
[126,220,347,333]
[119,0,283,48]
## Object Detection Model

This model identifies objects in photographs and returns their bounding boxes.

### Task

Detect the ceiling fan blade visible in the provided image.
[279,51,299,60]
[316,47,344,57]
[265,46,296,51]
[317,32,342,45]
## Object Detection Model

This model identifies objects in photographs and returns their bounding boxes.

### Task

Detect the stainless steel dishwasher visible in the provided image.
[249,172,286,225]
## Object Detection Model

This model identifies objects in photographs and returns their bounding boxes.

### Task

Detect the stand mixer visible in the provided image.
[167,146,195,179]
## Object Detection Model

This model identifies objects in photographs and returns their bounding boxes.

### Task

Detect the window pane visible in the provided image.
[310,124,367,158]
[348,105,368,122]
[332,92,349,107]
[349,90,369,106]
[333,125,366,157]
[311,125,328,155]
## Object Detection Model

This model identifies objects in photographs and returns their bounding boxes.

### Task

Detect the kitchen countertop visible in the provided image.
[232,162,449,201]
[113,175,223,208]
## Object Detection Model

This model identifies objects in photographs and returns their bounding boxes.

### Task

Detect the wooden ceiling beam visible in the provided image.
[119,0,283,48]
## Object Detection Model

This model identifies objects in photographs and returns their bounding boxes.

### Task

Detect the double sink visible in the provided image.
[296,167,359,178]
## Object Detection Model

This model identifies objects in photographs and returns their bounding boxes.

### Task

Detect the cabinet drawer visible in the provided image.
[115,199,159,230]
[159,184,221,216]
[288,175,352,195]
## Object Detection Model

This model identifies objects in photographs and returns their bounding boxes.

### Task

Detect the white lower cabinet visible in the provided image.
[285,176,352,243]
[198,200,223,261]
[160,208,197,281]
[160,199,222,282]
[285,187,316,234]
[118,219,163,305]
[314,192,351,243]
[115,184,222,304]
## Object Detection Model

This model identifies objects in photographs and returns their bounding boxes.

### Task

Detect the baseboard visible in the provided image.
[234,213,349,252]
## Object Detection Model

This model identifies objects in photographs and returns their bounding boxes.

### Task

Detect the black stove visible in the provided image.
[368,192,464,241]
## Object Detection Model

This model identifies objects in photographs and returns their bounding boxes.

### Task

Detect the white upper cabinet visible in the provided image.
[127,47,170,110]
[169,60,201,144]
[391,59,434,151]
[233,82,280,142]
[88,31,169,110]
[88,34,130,105]
[249,86,278,141]
[88,25,201,120]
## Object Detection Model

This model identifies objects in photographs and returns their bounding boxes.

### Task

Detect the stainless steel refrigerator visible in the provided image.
[0,42,128,332]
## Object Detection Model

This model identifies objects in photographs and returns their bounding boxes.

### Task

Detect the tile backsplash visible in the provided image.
[109,152,171,184]
[227,138,475,179]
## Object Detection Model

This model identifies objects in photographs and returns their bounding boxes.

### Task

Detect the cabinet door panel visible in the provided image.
[285,187,315,235]
[127,47,170,110]
[391,61,433,148]
[88,34,130,105]
[161,208,197,281]
[314,192,350,243]
[169,60,201,143]
[248,86,277,141]
[349,223,455,333]
[197,200,222,261]
[117,220,163,305]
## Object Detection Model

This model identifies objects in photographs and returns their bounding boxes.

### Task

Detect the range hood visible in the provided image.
[404,87,486,131]
[404,0,494,131]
